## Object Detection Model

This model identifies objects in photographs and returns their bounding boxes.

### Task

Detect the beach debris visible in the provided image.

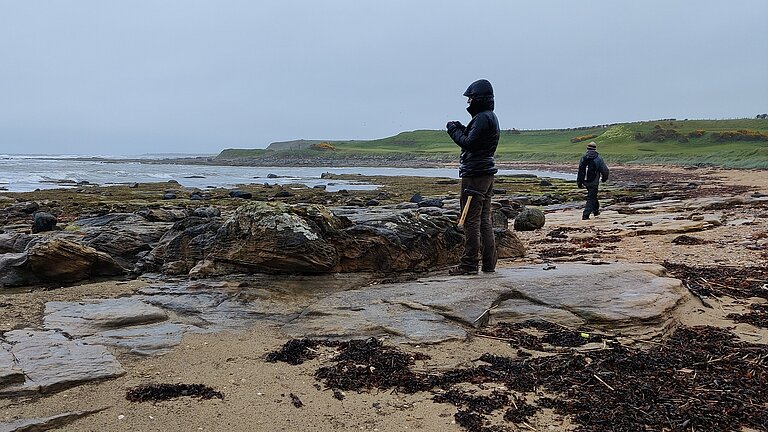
[125,383,224,402]
[671,234,712,245]
[664,261,768,300]
[727,303,768,329]
[315,338,430,393]
[265,338,331,365]
[538,246,577,259]
[270,324,767,431]
[476,319,609,351]
[289,393,303,408]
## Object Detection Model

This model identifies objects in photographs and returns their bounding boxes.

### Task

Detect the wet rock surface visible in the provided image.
[0,263,689,399]
[0,232,32,254]
[75,213,173,268]
[284,263,687,342]
[0,409,106,432]
[42,298,192,356]
[0,238,124,287]
[0,348,23,388]
[0,330,125,396]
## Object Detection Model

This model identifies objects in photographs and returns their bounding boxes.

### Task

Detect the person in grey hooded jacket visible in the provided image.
[577,141,609,220]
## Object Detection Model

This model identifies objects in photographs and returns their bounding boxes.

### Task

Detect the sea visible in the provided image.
[0,154,575,193]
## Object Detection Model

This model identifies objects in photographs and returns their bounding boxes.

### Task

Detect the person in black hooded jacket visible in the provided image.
[577,141,610,220]
[446,79,500,275]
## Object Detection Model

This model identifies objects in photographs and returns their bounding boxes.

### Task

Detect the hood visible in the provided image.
[585,149,599,159]
[463,79,494,99]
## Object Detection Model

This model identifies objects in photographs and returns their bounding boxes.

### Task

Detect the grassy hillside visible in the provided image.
[217,148,268,158]
[217,119,768,168]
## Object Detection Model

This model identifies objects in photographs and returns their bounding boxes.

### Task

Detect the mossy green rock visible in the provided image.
[514,208,546,231]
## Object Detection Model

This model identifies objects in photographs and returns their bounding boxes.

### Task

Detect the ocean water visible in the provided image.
[0,155,574,193]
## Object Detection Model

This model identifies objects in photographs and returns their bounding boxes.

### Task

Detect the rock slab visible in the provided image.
[0,238,124,287]
[0,409,106,432]
[0,330,125,396]
[282,262,688,342]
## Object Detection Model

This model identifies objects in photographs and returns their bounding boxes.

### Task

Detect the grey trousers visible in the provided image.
[459,174,497,271]
[583,184,600,217]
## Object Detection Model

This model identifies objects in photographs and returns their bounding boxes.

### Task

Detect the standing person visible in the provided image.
[446,79,500,275]
[577,141,610,220]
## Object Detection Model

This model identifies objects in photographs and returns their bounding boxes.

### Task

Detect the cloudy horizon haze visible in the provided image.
[1,1,767,155]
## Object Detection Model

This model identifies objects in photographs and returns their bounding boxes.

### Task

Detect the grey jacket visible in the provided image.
[577,150,609,187]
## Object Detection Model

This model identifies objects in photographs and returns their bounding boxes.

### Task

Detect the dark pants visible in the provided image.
[583,184,600,218]
[459,174,497,271]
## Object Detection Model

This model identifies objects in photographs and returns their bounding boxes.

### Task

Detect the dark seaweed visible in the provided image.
[126,383,224,402]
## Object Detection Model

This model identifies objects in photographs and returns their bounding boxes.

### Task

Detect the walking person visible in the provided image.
[446,79,500,275]
[577,141,610,220]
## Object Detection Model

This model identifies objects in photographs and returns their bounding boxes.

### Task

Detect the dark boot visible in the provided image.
[448,266,478,276]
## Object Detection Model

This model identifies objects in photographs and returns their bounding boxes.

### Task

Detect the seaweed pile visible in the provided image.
[269,323,768,431]
[535,227,621,258]
[126,383,224,402]
[671,234,712,245]
[265,338,336,365]
[539,246,580,259]
[664,262,768,328]
[477,320,607,352]
[728,303,768,329]
[663,262,767,300]
[289,338,433,394]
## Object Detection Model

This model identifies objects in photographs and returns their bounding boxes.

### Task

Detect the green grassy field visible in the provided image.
[218,119,768,168]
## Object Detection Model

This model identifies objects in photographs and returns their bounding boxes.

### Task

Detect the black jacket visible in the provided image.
[577,150,610,187]
[447,98,500,178]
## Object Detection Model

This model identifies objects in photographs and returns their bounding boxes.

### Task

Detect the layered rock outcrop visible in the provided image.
[0,238,124,287]
[76,213,173,268]
[2,201,526,285]
[143,202,525,276]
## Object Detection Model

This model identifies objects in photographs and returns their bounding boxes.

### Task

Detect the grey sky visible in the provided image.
[1,1,767,155]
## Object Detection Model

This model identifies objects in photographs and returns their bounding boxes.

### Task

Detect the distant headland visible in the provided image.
[216,118,768,169]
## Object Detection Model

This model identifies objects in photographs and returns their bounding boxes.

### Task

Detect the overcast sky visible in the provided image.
[1,1,767,155]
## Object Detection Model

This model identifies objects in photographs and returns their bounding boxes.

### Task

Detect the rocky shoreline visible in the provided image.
[1,164,767,431]
[63,154,458,168]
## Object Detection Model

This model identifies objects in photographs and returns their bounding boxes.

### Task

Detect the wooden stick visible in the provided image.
[457,194,473,227]
[684,282,713,309]
[474,333,512,343]
[593,374,615,391]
